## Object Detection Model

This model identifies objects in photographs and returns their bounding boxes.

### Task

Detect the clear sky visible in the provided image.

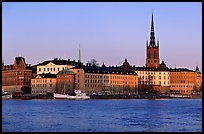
[2,2,202,71]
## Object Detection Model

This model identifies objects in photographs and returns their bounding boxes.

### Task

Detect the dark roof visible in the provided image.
[38,73,56,78]
[15,57,25,65]
[72,65,137,75]
[120,59,133,71]
[57,69,74,75]
[33,58,81,66]
[169,68,195,72]
[133,66,157,71]
[157,60,169,71]
[195,65,201,74]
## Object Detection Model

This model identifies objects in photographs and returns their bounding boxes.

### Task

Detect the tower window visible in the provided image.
[148,51,150,58]
[148,60,150,63]
[154,60,157,63]
[154,50,156,58]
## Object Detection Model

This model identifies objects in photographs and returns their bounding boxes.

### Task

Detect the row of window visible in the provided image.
[171,76,195,78]
[171,90,192,94]
[136,72,170,75]
[85,75,137,80]
[38,67,68,72]
[32,79,53,83]
[85,84,136,88]
[32,90,46,93]
[171,85,193,88]
[32,84,52,87]
[139,76,169,80]
[140,81,170,85]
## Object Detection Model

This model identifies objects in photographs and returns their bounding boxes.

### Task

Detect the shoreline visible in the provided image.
[3,94,202,100]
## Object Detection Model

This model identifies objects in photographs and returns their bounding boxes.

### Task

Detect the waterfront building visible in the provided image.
[195,65,202,92]
[31,73,56,95]
[169,68,196,95]
[134,61,170,94]
[132,13,170,94]
[70,63,138,96]
[56,69,75,94]
[32,58,81,75]
[2,57,32,93]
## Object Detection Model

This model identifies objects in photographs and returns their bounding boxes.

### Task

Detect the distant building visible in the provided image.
[32,58,81,75]
[195,65,202,92]
[70,63,138,95]
[56,69,75,94]
[170,68,196,95]
[31,73,56,95]
[2,57,32,93]
[134,60,170,94]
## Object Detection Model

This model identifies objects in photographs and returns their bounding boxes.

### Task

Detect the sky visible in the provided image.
[2,2,202,71]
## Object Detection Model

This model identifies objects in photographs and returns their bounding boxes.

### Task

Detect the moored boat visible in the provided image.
[53,89,90,100]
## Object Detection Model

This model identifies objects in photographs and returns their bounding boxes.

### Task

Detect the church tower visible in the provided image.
[146,13,160,68]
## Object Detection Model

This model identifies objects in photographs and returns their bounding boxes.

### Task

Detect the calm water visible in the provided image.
[2,99,202,132]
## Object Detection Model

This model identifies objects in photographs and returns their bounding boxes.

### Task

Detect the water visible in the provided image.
[2,99,202,132]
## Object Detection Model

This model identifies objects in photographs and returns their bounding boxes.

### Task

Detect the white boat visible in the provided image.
[2,89,12,100]
[53,89,90,100]
[53,93,69,99]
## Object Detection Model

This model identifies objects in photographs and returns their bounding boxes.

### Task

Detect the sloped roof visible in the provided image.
[34,73,56,78]
[33,58,80,66]
[15,57,25,65]
[72,65,137,75]
[57,69,75,75]
[169,68,195,72]
[157,61,169,71]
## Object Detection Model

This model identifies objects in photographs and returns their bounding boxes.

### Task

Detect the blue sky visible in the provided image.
[2,2,202,71]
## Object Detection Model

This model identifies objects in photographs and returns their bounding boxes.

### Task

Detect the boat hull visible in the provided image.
[53,93,90,100]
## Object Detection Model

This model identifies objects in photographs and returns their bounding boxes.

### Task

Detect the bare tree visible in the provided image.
[87,59,99,66]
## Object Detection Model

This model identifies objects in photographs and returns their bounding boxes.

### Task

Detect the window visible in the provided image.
[53,68,55,71]
[51,68,52,71]
[47,68,49,71]
[148,51,150,58]
[44,68,45,71]
[39,68,41,72]
[154,50,156,58]
[58,68,60,71]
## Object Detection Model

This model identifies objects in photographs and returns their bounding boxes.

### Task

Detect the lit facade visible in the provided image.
[33,58,80,75]
[31,73,56,95]
[170,68,196,95]
[70,64,138,95]
[2,57,32,93]
[56,69,75,94]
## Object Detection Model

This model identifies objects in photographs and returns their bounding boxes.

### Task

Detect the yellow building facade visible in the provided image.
[70,65,138,95]
[31,73,56,95]
[170,68,197,95]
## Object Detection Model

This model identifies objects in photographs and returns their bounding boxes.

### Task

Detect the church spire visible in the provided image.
[151,12,154,32]
[78,44,81,63]
[149,12,156,47]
